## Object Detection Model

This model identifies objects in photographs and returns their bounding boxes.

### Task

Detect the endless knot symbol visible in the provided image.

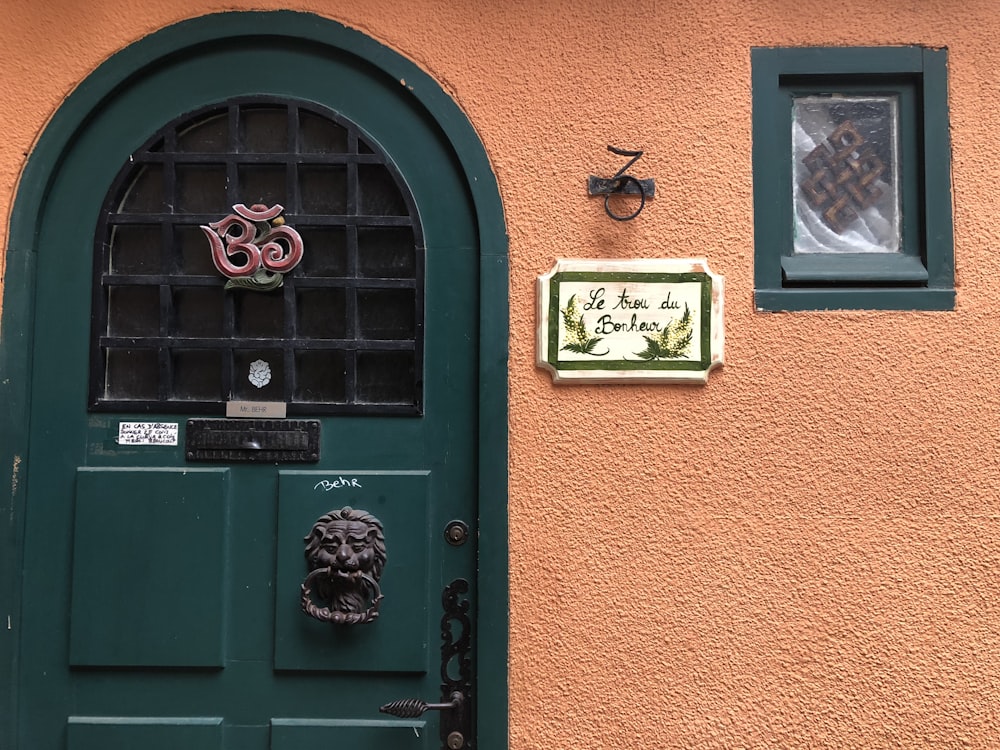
[799,121,886,234]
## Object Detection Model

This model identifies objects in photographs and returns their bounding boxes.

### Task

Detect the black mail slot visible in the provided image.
[185,419,320,463]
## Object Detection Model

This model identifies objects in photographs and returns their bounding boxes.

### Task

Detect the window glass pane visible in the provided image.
[119,165,165,213]
[233,349,284,400]
[105,348,159,400]
[242,108,288,152]
[177,165,229,214]
[297,289,346,338]
[356,351,414,404]
[297,228,348,276]
[177,112,228,153]
[238,164,287,207]
[300,112,348,154]
[358,289,415,340]
[110,226,162,274]
[358,164,407,216]
[108,286,160,336]
[173,288,224,337]
[358,227,415,278]
[235,291,285,338]
[173,349,222,400]
[793,95,900,253]
[177,226,218,275]
[300,166,348,214]
[295,350,347,403]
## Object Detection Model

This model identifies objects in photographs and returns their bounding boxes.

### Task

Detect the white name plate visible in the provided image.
[226,401,288,418]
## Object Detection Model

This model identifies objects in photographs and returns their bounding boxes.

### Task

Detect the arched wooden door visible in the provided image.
[0,12,508,750]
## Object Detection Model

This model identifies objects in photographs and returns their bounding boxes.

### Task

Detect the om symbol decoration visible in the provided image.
[201,203,304,291]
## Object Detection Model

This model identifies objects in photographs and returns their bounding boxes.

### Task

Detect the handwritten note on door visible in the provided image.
[117,422,179,446]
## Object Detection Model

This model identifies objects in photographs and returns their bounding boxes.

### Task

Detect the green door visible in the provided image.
[3,13,507,750]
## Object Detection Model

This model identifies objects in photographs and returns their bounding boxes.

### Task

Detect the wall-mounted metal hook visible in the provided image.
[588,145,655,221]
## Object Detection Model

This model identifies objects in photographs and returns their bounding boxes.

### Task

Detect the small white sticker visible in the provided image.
[117,422,179,446]
[249,359,272,388]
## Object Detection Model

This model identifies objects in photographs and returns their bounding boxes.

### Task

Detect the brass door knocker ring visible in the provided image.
[300,566,383,624]
[300,506,386,625]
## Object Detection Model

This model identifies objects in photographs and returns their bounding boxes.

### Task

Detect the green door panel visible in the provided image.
[67,717,223,750]
[270,718,426,749]
[70,468,230,667]
[275,471,430,672]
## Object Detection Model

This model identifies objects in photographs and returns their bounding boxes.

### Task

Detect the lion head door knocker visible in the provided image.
[301,507,386,625]
[201,203,304,292]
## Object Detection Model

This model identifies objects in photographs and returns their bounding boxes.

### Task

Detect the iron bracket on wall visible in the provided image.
[588,145,655,221]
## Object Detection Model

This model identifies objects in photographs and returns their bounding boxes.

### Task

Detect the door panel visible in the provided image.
[269,718,425,749]
[274,470,430,672]
[66,717,224,750]
[69,468,230,667]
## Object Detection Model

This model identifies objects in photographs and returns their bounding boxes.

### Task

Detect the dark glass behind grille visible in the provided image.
[90,98,424,415]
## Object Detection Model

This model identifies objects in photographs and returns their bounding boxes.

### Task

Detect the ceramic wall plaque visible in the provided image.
[537,258,724,383]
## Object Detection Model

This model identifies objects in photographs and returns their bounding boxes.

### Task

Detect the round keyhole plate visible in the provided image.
[444,520,469,546]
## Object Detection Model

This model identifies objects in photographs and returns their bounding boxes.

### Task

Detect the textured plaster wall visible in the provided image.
[3,1,1000,748]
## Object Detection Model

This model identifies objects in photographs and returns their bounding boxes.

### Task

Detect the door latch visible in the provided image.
[380,579,473,749]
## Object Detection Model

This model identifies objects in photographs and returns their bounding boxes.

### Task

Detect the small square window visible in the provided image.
[752,47,954,311]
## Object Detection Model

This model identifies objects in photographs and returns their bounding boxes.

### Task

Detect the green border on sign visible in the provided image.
[546,271,712,371]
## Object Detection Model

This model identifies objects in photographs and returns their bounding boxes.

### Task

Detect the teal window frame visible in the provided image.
[752,46,954,311]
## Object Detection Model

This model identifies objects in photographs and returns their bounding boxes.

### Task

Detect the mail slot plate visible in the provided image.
[185,419,320,463]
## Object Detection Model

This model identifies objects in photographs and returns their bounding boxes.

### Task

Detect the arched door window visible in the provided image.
[90,97,424,414]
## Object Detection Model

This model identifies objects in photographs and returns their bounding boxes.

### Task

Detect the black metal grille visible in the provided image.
[89,98,424,415]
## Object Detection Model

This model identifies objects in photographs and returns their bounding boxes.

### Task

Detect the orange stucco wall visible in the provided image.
[4,1,1000,747]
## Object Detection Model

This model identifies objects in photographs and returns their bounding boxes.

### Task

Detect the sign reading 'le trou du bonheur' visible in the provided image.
[537,258,724,384]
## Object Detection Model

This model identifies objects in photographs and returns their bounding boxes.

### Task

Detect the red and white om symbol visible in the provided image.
[201,203,304,280]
